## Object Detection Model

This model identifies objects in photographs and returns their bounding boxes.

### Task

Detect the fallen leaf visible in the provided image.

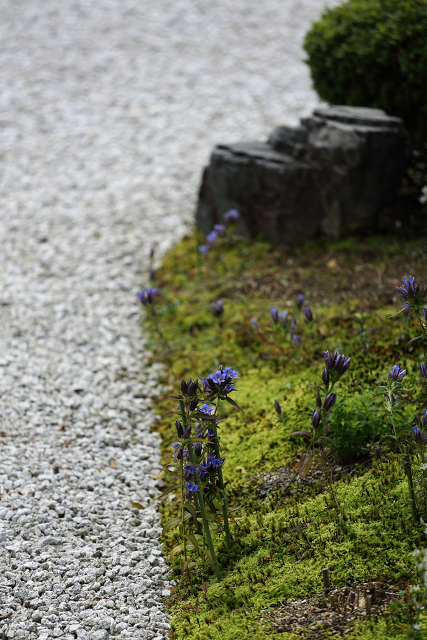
[109,458,116,469]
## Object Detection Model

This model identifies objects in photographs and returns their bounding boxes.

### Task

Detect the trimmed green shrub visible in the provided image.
[304,0,427,146]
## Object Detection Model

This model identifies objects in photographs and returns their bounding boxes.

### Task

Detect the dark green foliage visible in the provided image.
[304,0,427,146]
[325,392,387,461]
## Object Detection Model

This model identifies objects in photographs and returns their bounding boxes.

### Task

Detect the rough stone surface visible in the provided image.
[0,0,341,638]
[196,106,409,245]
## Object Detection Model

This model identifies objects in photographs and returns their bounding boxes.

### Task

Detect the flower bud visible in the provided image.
[420,362,427,379]
[175,420,184,438]
[388,364,406,382]
[183,424,192,439]
[274,399,282,416]
[269,307,279,324]
[322,367,329,387]
[194,442,203,457]
[323,350,333,369]
[316,392,322,409]
[180,378,188,395]
[324,393,337,411]
[296,293,305,309]
[303,306,313,321]
[189,398,198,411]
[311,410,320,429]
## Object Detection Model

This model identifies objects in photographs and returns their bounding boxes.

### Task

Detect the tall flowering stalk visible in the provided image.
[282,349,350,514]
[393,276,427,352]
[161,367,240,582]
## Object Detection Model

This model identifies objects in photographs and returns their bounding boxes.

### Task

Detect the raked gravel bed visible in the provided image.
[0,0,339,638]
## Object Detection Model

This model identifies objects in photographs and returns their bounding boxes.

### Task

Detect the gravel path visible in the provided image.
[0,1,339,638]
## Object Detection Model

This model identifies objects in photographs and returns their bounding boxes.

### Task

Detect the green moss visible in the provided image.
[145,231,427,638]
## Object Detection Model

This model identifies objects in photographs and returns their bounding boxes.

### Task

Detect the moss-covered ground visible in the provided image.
[143,230,427,639]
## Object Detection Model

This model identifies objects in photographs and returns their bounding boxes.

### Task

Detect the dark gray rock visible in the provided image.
[196,106,410,245]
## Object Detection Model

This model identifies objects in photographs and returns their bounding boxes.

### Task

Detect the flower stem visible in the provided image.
[178,400,222,581]
[403,445,419,524]
[211,402,232,552]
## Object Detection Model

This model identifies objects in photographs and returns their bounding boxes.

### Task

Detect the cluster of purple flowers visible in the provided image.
[396,276,427,309]
[322,349,351,388]
[388,364,406,382]
[198,210,239,254]
[267,293,313,349]
[201,367,239,397]
[199,454,224,481]
[136,288,157,305]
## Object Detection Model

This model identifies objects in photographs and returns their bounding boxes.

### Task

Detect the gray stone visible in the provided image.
[196,106,409,245]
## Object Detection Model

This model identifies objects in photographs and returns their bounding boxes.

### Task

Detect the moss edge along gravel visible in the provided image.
[142,230,427,639]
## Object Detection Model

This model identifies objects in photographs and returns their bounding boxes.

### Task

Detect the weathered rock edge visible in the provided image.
[196,106,409,245]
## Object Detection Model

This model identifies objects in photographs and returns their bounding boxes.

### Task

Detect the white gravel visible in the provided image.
[0,0,339,638]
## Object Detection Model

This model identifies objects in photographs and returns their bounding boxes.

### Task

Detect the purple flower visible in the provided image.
[180,377,198,397]
[172,442,183,460]
[413,427,427,444]
[184,465,196,481]
[296,294,305,309]
[211,300,224,318]
[223,209,240,223]
[303,306,313,321]
[423,308,427,322]
[137,288,157,305]
[213,224,226,236]
[311,409,320,429]
[251,318,260,330]
[388,364,406,383]
[421,363,427,379]
[199,454,224,480]
[175,420,184,438]
[199,245,210,254]
[206,230,218,245]
[323,350,351,375]
[199,403,215,417]
[274,399,281,416]
[316,392,322,409]
[322,367,330,387]
[396,276,427,303]
[270,307,279,324]
[201,367,239,397]
[292,334,301,346]
[324,393,337,411]
[193,442,203,457]
[185,482,200,499]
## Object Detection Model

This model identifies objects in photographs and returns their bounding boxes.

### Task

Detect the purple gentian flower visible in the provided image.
[413,427,427,444]
[270,307,279,324]
[303,306,313,321]
[421,363,427,379]
[251,318,260,330]
[324,393,337,411]
[206,230,218,245]
[274,400,281,416]
[322,367,329,387]
[213,224,226,236]
[211,300,224,318]
[199,245,210,254]
[184,465,196,481]
[292,334,301,346]
[185,482,200,499]
[223,209,240,223]
[296,294,305,309]
[388,364,406,382]
[311,409,320,429]
[201,367,239,396]
[423,308,427,321]
[199,403,215,416]
[137,288,157,305]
